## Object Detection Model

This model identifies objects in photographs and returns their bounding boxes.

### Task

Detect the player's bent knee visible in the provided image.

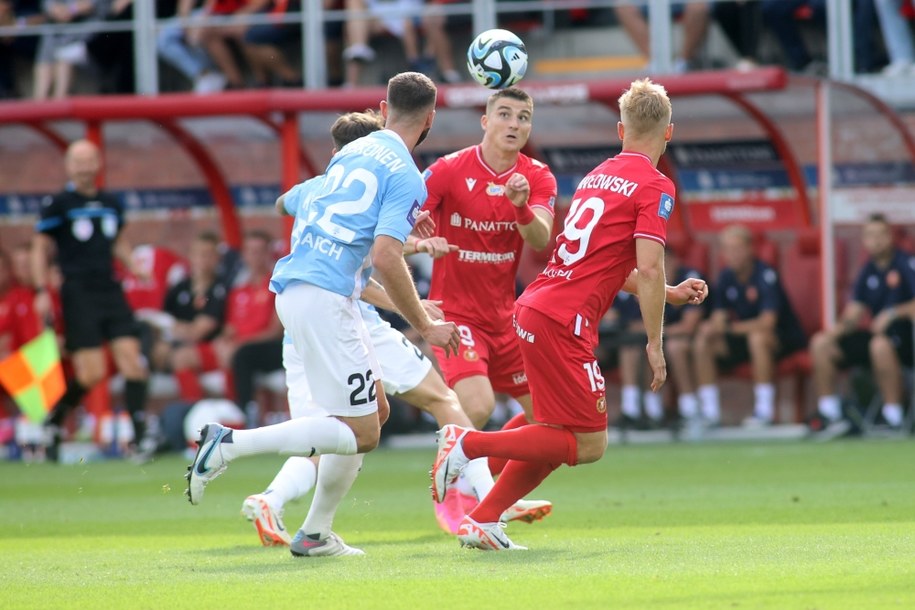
[574,432,608,465]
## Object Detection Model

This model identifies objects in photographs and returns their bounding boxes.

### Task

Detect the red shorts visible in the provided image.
[514,304,607,433]
[196,342,219,371]
[431,318,529,397]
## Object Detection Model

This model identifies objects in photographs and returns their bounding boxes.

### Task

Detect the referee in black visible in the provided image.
[32,139,149,461]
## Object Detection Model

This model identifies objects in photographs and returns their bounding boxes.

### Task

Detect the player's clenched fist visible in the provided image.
[504,172,531,207]
[669,278,709,306]
[421,319,461,356]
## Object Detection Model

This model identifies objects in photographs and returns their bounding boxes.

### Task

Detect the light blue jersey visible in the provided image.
[270,130,426,298]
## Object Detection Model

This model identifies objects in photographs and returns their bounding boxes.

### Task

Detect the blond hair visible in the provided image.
[618,78,672,138]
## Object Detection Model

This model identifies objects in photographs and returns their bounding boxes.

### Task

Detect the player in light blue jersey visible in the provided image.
[239,111,534,554]
[187,73,462,519]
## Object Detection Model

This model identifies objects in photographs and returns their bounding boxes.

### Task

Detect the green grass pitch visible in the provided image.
[2,439,914,609]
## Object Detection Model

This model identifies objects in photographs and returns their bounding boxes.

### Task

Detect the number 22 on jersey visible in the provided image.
[556,196,604,266]
[292,164,379,249]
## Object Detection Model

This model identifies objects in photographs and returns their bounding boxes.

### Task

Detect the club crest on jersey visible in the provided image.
[450,212,462,227]
[486,182,505,197]
[465,178,477,191]
[658,193,674,220]
[407,200,422,226]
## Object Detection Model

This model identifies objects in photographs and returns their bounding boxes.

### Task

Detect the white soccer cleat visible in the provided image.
[242,494,292,547]
[185,423,232,505]
[290,530,365,557]
[430,425,471,503]
[457,516,527,551]
[501,499,553,524]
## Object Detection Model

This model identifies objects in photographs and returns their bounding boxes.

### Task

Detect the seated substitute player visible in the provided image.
[431,78,709,550]
[692,225,806,427]
[810,214,915,433]
[238,111,540,553]
[186,73,462,520]
[34,140,150,462]
[421,86,557,524]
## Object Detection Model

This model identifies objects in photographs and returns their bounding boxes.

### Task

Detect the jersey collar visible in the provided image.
[618,151,653,165]
[381,129,408,152]
[474,145,518,178]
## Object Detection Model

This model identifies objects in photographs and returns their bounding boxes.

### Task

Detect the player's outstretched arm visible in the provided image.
[372,235,460,355]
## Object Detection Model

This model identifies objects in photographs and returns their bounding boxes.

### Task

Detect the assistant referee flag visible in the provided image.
[0,329,65,424]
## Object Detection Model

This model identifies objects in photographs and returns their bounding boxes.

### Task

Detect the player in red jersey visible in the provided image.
[420,87,557,527]
[431,79,709,550]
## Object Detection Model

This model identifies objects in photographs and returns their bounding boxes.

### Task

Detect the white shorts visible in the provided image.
[282,302,433,419]
[275,283,380,418]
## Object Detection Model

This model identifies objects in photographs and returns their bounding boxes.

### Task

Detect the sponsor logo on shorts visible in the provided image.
[463,349,479,362]
[512,372,527,386]
[596,396,607,413]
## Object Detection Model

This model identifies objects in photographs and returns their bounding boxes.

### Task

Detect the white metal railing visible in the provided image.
[0,0,856,95]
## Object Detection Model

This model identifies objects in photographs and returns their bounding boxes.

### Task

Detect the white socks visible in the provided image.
[753,383,775,421]
[221,417,358,462]
[678,392,699,419]
[300,453,364,540]
[458,458,495,501]
[263,457,318,510]
[621,385,641,418]
[818,395,842,421]
[698,385,720,423]
[883,403,903,427]
[644,391,664,421]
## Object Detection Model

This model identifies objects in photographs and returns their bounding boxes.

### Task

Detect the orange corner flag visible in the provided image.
[0,329,65,424]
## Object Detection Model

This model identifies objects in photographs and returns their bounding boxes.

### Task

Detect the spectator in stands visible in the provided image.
[692,225,806,427]
[810,214,915,432]
[157,0,226,93]
[342,0,430,87]
[171,230,282,426]
[612,292,660,428]
[33,0,98,99]
[86,0,135,94]
[0,250,41,360]
[420,1,462,83]
[712,1,762,70]
[10,242,34,287]
[33,140,150,461]
[614,1,710,73]
[0,1,46,98]
[760,0,826,74]
[242,0,302,87]
[195,0,300,89]
[659,248,707,423]
[875,0,915,75]
[153,231,227,374]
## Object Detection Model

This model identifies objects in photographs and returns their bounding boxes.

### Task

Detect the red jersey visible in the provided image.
[226,276,276,341]
[423,145,557,333]
[0,285,41,354]
[518,151,673,328]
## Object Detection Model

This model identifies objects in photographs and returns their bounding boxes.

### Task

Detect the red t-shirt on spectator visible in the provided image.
[226,276,275,341]
[0,285,42,355]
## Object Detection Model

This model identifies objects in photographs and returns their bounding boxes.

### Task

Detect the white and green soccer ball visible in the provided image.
[467,29,528,89]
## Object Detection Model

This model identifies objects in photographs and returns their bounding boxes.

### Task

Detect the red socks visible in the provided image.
[470,460,559,523]
[463,424,578,467]
[488,412,530,475]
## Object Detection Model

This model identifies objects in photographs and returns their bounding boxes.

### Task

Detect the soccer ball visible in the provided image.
[466,29,528,89]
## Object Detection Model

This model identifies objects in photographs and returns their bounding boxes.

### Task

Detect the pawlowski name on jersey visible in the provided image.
[518,151,674,331]
[35,187,125,285]
[422,145,557,333]
[270,130,425,299]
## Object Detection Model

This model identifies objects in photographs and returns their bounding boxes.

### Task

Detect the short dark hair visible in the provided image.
[867,213,890,226]
[486,87,533,114]
[331,110,385,150]
[195,230,221,247]
[244,229,273,246]
[386,72,437,116]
